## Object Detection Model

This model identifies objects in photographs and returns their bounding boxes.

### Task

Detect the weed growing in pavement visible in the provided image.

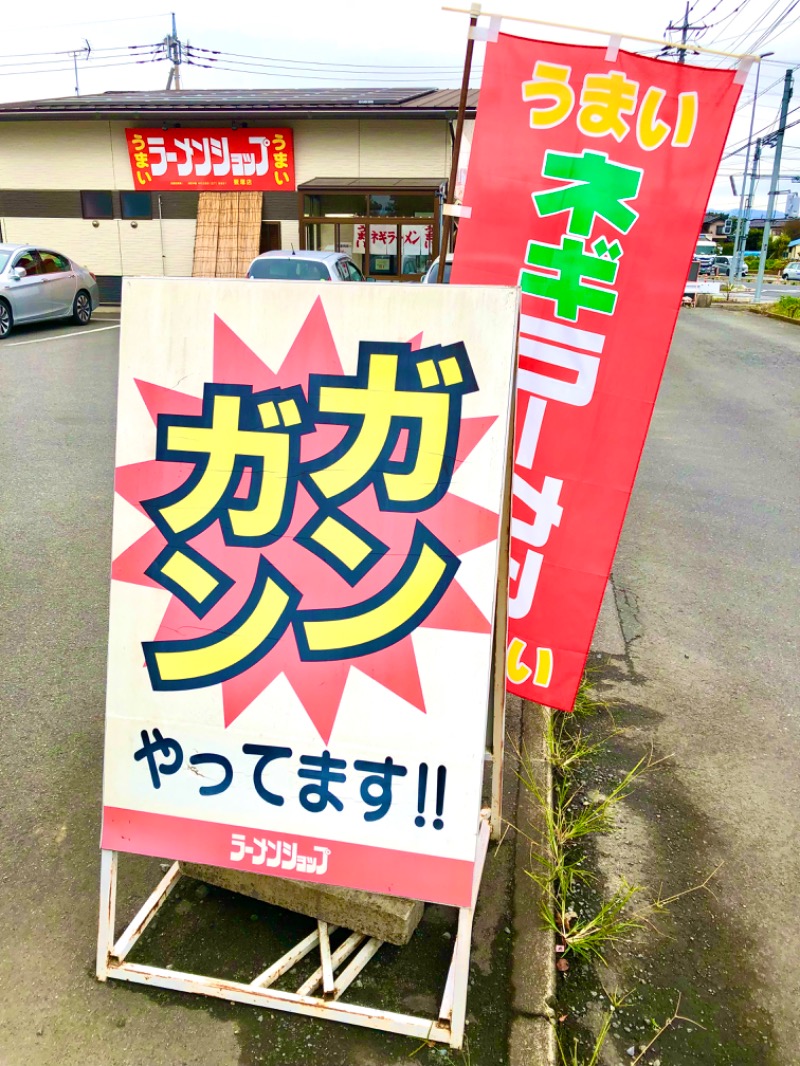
[516,673,712,1063]
[774,294,800,318]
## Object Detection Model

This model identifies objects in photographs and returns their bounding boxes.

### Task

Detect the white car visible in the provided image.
[420,254,454,284]
[782,261,800,281]
[247,250,365,282]
[0,243,100,339]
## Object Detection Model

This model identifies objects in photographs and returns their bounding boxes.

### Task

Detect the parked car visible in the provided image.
[0,243,99,339]
[711,255,748,277]
[782,261,800,281]
[420,254,454,283]
[246,250,365,282]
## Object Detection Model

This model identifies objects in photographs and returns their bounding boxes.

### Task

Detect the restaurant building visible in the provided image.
[0,88,476,300]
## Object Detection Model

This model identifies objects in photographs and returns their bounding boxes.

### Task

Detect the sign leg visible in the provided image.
[96,849,118,981]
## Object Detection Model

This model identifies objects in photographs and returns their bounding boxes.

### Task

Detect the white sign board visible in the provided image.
[101,278,518,907]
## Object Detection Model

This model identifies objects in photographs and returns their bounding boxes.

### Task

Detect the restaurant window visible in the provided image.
[303,193,368,218]
[369,194,433,218]
[81,191,114,219]
[121,191,152,219]
[301,186,439,280]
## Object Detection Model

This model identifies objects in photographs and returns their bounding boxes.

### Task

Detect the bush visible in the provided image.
[774,295,800,318]
[765,257,789,273]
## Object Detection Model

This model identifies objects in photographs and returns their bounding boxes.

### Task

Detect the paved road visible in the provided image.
[0,316,521,1066]
[582,307,799,1064]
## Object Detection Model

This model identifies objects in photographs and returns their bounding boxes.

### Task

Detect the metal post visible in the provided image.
[172,13,182,90]
[437,8,478,282]
[678,2,689,64]
[732,58,765,279]
[755,69,794,303]
[741,137,763,280]
[165,13,182,90]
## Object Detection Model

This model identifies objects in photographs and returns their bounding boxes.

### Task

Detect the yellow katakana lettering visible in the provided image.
[145,386,310,545]
[306,342,477,510]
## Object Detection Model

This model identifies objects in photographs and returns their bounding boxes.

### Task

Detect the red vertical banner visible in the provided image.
[451,35,742,710]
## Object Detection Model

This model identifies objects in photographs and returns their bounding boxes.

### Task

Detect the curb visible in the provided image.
[746,307,800,327]
[508,697,556,1066]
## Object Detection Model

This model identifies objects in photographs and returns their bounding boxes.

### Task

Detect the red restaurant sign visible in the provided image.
[125,127,296,191]
[451,35,743,710]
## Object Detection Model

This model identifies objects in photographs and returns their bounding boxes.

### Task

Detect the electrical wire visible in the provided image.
[0,48,163,71]
[0,57,165,78]
[185,44,475,73]
[185,58,478,84]
[0,42,160,64]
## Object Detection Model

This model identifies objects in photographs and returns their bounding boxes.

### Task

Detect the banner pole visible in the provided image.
[437,6,479,283]
[489,414,514,839]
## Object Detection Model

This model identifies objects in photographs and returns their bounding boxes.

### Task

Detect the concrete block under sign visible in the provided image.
[179,862,424,946]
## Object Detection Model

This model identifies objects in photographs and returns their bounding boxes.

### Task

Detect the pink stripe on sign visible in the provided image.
[101,807,474,907]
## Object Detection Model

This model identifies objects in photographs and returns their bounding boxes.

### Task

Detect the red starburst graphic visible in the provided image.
[112,298,499,743]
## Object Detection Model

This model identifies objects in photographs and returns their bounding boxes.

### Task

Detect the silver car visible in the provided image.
[0,243,100,339]
[247,249,365,282]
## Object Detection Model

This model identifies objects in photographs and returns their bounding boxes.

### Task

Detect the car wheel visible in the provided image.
[73,290,92,325]
[0,299,12,339]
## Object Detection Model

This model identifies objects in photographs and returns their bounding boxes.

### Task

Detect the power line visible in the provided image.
[185,45,475,74]
[0,57,164,79]
[0,42,159,63]
[185,58,479,83]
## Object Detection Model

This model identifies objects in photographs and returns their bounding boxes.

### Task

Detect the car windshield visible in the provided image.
[249,257,330,280]
[428,262,452,283]
[0,252,10,272]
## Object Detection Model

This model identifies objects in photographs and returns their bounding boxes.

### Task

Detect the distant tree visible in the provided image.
[770,233,789,259]
[746,228,763,250]
[782,218,800,242]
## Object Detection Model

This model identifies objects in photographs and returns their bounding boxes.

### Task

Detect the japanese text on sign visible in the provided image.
[125,128,295,191]
[450,34,742,711]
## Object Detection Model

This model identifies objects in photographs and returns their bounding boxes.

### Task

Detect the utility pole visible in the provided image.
[737,137,763,275]
[732,55,768,280]
[665,3,706,64]
[165,13,183,90]
[754,68,794,303]
[70,39,91,97]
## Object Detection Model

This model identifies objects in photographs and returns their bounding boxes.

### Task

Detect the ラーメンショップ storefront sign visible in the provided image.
[125,127,296,190]
[451,35,742,711]
[101,278,518,907]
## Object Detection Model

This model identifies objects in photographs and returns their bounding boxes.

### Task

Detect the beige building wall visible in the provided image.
[0,116,451,278]
[0,217,196,276]
[0,121,134,190]
[0,118,452,191]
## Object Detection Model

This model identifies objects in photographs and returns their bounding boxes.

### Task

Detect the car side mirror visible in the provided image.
[10,267,26,280]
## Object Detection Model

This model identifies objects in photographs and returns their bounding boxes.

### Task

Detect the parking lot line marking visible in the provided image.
[2,324,120,347]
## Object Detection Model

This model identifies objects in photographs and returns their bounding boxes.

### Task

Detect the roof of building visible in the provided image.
[789,237,800,247]
[299,177,445,190]
[0,88,479,122]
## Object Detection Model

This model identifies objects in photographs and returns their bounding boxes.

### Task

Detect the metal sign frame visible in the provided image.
[97,810,492,1048]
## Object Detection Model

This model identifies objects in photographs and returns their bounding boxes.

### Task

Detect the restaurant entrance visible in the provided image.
[299,178,443,281]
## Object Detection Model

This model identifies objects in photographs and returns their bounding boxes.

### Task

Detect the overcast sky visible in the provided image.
[3,0,800,212]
